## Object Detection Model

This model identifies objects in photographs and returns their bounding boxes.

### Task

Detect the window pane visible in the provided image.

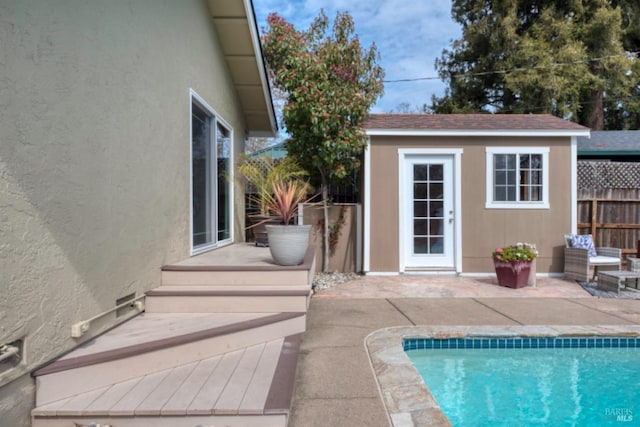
[414,219,428,235]
[531,154,542,169]
[430,236,444,254]
[531,170,542,185]
[414,201,428,217]
[192,105,212,247]
[217,122,231,241]
[429,219,443,236]
[430,201,444,217]
[429,183,444,200]
[507,186,516,201]
[414,238,428,254]
[414,183,427,199]
[494,154,517,202]
[428,164,443,181]
[531,185,542,201]
[414,164,427,181]
[518,153,543,202]
[495,154,508,169]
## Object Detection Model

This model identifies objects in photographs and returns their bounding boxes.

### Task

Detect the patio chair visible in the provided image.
[563,234,621,282]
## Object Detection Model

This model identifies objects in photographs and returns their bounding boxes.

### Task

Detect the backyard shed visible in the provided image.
[363,114,590,275]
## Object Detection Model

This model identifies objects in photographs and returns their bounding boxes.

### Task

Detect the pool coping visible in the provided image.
[364,325,640,427]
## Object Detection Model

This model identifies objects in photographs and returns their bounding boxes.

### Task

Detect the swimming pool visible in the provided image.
[365,326,640,427]
[406,337,639,426]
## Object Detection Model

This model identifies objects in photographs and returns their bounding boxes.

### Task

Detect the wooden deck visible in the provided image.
[32,244,315,427]
[32,334,302,426]
[52,313,275,358]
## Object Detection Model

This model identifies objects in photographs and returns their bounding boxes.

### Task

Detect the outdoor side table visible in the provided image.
[627,256,640,273]
[598,271,640,295]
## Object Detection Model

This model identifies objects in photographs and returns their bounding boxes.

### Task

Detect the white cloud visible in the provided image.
[253,0,461,112]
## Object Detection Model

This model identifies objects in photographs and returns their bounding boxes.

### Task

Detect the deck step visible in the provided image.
[33,312,305,406]
[161,245,315,287]
[31,333,303,427]
[145,285,311,313]
[161,268,313,287]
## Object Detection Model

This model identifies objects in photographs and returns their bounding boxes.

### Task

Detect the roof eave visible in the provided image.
[208,0,277,137]
[366,129,591,137]
[242,0,277,137]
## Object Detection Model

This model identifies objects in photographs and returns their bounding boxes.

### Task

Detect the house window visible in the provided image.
[216,122,231,241]
[485,147,549,209]
[191,90,233,253]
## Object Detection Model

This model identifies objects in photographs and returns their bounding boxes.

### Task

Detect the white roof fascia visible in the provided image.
[365,129,591,138]
[242,0,278,135]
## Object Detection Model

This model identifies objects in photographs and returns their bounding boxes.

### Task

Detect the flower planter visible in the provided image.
[494,259,531,288]
[267,224,311,266]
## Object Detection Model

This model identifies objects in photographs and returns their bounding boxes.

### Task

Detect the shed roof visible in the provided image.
[364,114,589,137]
[577,131,640,155]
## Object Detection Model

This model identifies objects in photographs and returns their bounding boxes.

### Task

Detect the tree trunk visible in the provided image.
[321,176,330,273]
[588,88,604,130]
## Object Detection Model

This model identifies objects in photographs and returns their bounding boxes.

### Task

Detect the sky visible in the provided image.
[252,0,462,113]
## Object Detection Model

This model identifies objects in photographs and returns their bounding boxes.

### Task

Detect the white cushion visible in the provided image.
[589,256,620,265]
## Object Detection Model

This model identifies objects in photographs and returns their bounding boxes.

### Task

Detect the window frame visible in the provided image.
[485,146,550,209]
[190,89,234,255]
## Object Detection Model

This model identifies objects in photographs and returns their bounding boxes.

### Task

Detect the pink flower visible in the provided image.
[496,248,503,253]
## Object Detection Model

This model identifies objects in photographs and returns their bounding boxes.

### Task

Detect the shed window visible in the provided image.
[486,147,549,209]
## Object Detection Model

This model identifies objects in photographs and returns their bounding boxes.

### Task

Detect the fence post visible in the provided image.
[590,199,598,239]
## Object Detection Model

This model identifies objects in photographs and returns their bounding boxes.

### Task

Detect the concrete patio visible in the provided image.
[288,275,640,426]
[313,275,593,299]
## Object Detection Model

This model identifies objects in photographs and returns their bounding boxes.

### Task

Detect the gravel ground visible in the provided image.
[312,272,360,293]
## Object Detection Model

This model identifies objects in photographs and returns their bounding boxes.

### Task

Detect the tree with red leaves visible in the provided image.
[262,10,384,272]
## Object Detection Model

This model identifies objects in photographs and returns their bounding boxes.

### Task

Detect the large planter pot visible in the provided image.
[266,224,311,266]
[494,259,531,289]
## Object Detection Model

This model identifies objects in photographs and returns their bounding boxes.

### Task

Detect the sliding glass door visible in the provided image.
[191,95,232,252]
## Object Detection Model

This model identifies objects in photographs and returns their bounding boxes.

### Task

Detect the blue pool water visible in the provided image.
[406,338,639,426]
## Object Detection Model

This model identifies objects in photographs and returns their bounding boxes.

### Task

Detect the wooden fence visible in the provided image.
[577,189,640,256]
[577,161,640,256]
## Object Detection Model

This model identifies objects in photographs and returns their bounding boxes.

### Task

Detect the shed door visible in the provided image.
[402,155,455,270]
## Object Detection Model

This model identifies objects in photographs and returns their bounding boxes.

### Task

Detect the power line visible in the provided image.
[383,51,640,84]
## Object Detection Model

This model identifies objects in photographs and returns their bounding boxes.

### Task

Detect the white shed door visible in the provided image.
[402,155,455,269]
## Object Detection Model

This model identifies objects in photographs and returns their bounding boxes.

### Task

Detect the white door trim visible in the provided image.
[363,138,372,272]
[398,148,463,273]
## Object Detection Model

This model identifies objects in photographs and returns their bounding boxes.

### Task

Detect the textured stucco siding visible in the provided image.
[0,1,246,424]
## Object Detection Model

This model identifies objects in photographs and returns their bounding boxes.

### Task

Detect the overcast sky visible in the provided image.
[252,0,461,113]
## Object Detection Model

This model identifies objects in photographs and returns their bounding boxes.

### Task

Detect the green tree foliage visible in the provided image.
[262,10,384,271]
[432,0,639,129]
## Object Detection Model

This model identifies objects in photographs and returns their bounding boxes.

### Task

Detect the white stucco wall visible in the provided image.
[0,1,247,424]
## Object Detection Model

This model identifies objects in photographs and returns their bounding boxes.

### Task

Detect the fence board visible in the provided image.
[577,198,640,255]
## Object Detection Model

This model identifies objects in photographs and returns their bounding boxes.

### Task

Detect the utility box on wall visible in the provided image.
[300,203,362,273]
